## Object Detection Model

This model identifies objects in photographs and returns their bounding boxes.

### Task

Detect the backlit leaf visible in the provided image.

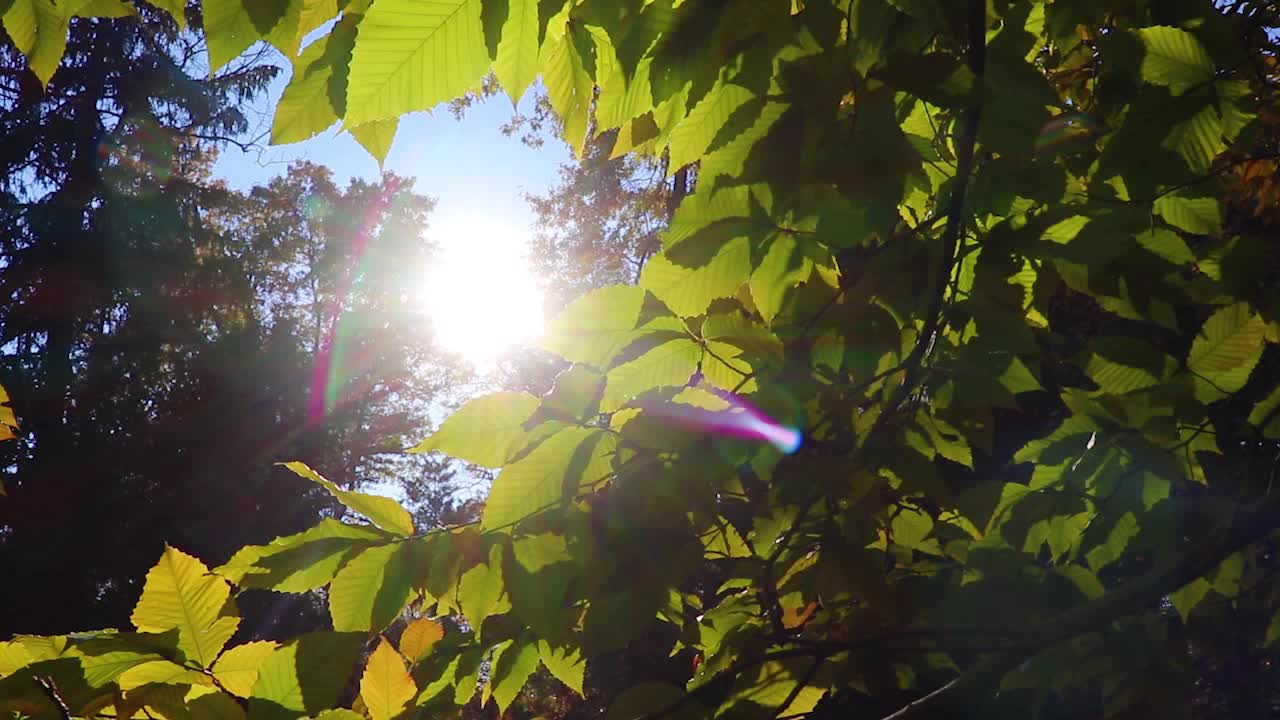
[281,462,414,536]
[398,617,444,663]
[213,641,278,698]
[409,391,539,466]
[1138,26,1214,96]
[130,545,239,668]
[249,633,363,720]
[493,0,538,103]
[328,543,416,632]
[359,639,416,720]
[602,339,701,412]
[482,426,604,530]
[344,0,490,127]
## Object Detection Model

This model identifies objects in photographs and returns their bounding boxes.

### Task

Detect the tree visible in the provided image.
[0,4,469,639]
[6,1,1280,719]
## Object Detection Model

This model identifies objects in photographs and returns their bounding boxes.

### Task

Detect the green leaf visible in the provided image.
[213,641,278,698]
[668,81,755,170]
[1187,302,1265,401]
[344,0,490,127]
[204,0,290,75]
[359,639,416,720]
[249,632,364,720]
[542,15,594,154]
[272,13,360,145]
[541,286,650,367]
[1248,386,1280,438]
[640,240,752,319]
[148,0,186,28]
[3,0,75,87]
[1135,228,1192,265]
[489,638,539,712]
[294,0,339,46]
[348,117,399,166]
[409,391,539,466]
[116,659,212,691]
[536,640,585,695]
[130,545,239,668]
[1154,191,1221,235]
[1166,102,1225,174]
[749,233,813,324]
[457,542,508,630]
[493,0,539,103]
[602,339,701,412]
[328,543,416,632]
[1169,577,1211,623]
[507,533,574,639]
[482,426,605,530]
[215,519,385,592]
[608,682,705,720]
[280,462,414,536]
[1138,26,1214,97]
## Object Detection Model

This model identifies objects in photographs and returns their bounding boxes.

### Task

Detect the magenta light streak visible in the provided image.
[648,392,803,454]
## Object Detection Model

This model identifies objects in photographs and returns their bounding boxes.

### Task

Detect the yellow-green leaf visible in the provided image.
[344,0,490,127]
[116,660,212,691]
[280,462,414,536]
[641,240,752,318]
[359,639,416,720]
[249,632,363,720]
[489,638,539,712]
[212,641,278,698]
[493,0,538,103]
[409,391,539,467]
[328,543,415,632]
[130,545,239,668]
[272,12,360,145]
[1138,26,1214,96]
[1187,302,1265,401]
[348,117,398,167]
[540,286,648,368]
[602,339,701,412]
[481,426,604,530]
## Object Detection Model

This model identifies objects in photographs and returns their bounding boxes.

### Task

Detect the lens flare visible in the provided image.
[647,388,803,454]
[1034,113,1102,154]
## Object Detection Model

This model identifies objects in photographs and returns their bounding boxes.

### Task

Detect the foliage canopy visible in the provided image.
[5,0,1280,718]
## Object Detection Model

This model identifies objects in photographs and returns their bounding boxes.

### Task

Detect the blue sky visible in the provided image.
[212,68,570,256]
[212,60,572,366]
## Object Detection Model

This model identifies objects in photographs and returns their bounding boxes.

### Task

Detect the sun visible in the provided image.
[414,215,545,369]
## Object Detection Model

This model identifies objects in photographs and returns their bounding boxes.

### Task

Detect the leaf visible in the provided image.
[1138,26,1214,96]
[295,0,339,45]
[348,117,399,166]
[359,639,416,720]
[668,81,755,170]
[601,339,702,412]
[344,0,490,127]
[457,543,507,630]
[507,533,574,639]
[272,13,360,145]
[641,240,752,318]
[130,545,239,668]
[204,0,289,75]
[215,519,386,592]
[409,391,539,466]
[536,640,585,695]
[116,659,212,691]
[489,638,539,712]
[212,641,278,698]
[148,0,186,28]
[1169,577,1211,623]
[249,632,364,720]
[542,17,596,153]
[3,0,76,87]
[398,618,444,663]
[1154,191,1221,235]
[1187,302,1265,400]
[1249,386,1280,438]
[493,0,538,103]
[280,462,414,536]
[328,543,416,632]
[750,233,813,324]
[541,286,647,367]
[481,426,604,530]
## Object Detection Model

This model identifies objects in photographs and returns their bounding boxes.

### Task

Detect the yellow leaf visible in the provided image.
[211,640,278,698]
[398,617,444,663]
[116,660,213,691]
[359,638,416,720]
[130,545,240,668]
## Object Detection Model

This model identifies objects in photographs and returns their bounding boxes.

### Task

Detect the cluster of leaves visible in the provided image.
[7,0,1280,718]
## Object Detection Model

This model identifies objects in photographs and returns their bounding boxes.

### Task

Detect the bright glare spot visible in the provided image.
[414,215,544,369]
